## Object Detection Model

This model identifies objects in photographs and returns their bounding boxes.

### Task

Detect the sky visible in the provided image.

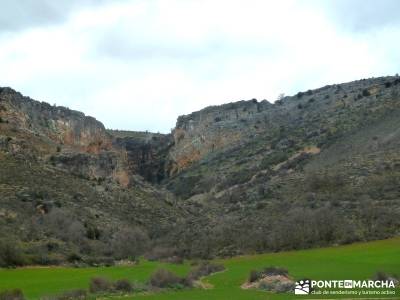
[1,0,400,133]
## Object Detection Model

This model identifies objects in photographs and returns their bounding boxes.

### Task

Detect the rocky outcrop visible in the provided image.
[111,131,173,183]
[166,76,400,175]
[167,100,273,175]
[0,87,111,153]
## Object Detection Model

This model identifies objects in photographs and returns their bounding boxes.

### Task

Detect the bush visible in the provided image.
[274,281,295,293]
[249,270,261,283]
[83,257,114,267]
[89,277,112,293]
[186,262,225,284]
[66,253,81,263]
[51,289,87,300]
[149,269,182,288]
[113,279,133,292]
[260,152,289,169]
[0,289,25,300]
[145,246,177,262]
[111,227,150,260]
[263,266,288,276]
[130,281,149,293]
[0,240,26,268]
[362,89,371,97]
[373,271,390,281]
[372,271,399,283]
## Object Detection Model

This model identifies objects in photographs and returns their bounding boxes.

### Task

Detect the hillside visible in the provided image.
[1,76,400,264]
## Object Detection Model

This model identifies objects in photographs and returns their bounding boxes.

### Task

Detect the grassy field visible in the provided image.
[0,238,399,299]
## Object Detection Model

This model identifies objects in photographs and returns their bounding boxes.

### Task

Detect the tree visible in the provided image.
[277,93,285,101]
[111,227,149,260]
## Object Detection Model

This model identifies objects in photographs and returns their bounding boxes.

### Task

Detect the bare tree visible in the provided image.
[111,227,150,260]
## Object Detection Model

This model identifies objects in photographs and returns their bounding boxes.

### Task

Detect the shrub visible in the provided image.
[164,256,184,264]
[113,279,133,292]
[130,281,149,293]
[89,277,112,293]
[258,280,273,291]
[52,289,87,300]
[111,227,150,260]
[83,257,114,267]
[149,269,182,288]
[263,266,288,276]
[260,152,289,169]
[362,89,371,97]
[373,271,390,281]
[372,271,398,283]
[0,289,25,300]
[0,240,26,268]
[145,246,177,261]
[249,270,261,283]
[67,253,81,263]
[186,262,225,283]
[275,281,295,293]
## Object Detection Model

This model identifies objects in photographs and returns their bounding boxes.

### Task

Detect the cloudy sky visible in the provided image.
[1,0,399,132]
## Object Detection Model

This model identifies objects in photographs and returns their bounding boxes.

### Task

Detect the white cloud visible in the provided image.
[0,0,399,132]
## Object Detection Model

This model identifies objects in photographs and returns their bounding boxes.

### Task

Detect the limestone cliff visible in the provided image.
[167,99,273,175]
[0,87,111,153]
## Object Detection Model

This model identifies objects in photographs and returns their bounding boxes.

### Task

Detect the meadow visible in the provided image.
[0,238,399,300]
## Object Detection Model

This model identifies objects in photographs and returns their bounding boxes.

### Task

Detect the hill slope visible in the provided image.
[1,76,400,263]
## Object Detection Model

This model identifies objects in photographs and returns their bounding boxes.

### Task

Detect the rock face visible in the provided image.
[166,76,400,175]
[167,100,273,175]
[0,88,173,186]
[0,87,111,153]
[112,131,173,183]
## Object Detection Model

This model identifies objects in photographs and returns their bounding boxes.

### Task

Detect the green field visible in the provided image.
[1,238,399,300]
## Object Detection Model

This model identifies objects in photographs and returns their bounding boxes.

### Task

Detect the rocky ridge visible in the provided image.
[1,75,400,262]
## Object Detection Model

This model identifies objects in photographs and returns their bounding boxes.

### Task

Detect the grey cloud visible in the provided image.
[95,30,276,62]
[322,0,400,32]
[97,33,212,60]
[0,0,108,33]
